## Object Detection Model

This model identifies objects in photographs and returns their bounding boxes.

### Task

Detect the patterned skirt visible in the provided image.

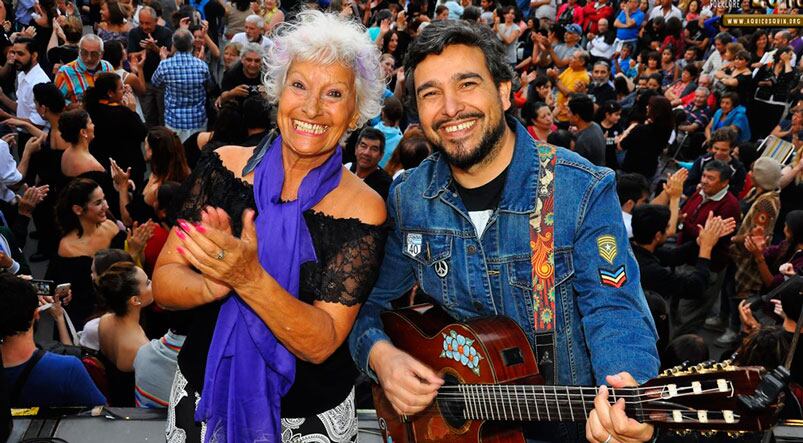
[165,369,359,443]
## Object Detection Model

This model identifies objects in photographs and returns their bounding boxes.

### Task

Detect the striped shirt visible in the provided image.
[133,331,185,408]
[54,58,114,105]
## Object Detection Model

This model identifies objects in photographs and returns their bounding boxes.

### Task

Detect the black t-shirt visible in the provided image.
[127,25,173,82]
[220,63,262,92]
[348,163,392,200]
[601,121,623,169]
[453,166,509,212]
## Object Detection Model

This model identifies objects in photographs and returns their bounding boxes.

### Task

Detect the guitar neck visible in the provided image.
[442,384,641,424]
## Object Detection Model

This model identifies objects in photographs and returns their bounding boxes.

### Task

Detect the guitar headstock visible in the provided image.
[635,361,780,435]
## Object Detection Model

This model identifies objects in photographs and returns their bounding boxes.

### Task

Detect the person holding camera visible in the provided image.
[218,42,264,106]
[151,28,210,143]
[0,273,106,408]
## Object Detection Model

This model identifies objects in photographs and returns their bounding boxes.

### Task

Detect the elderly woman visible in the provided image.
[153,10,387,443]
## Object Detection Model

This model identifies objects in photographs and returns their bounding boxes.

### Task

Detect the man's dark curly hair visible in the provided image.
[403,20,514,116]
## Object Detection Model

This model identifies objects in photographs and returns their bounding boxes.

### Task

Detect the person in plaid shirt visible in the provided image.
[151,28,210,142]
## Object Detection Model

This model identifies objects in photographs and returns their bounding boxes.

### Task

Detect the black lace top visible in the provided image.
[169,149,387,417]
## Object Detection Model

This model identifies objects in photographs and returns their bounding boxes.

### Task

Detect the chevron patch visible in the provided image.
[599,266,627,288]
[597,235,618,264]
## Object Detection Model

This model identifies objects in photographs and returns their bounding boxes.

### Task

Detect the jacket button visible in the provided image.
[467,245,476,254]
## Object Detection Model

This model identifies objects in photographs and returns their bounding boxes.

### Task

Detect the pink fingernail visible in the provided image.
[176,230,186,240]
[178,220,189,231]
[194,223,206,233]
[176,246,185,254]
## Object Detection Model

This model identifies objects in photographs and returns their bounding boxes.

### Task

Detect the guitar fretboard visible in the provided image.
[439,384,643,423]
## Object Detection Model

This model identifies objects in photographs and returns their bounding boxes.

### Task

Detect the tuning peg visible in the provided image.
[727,431,746,438]
[700,430,718,438]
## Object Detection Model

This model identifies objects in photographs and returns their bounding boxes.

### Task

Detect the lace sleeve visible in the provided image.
[314,224,388,307]
[167,150,255,236]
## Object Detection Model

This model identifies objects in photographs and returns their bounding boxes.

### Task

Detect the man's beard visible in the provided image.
[430,111,507,171]
[14,60,30,72]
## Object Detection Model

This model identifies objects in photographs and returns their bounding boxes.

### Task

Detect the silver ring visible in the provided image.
[603,434,612,443]
[215,249,226,260]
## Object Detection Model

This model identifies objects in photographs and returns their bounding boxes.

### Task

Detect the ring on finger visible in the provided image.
[603,434,612,443]
[216,249,226,260]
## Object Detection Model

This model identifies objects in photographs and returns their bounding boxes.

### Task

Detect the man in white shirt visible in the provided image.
[648,0,682,21]
[0,38,49,128]
[702,32,731,76]
[756,30,797,69]
[231,15,273,54]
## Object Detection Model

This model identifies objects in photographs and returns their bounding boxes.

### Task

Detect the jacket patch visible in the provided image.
[599,266,627,288]
[406,233,422,257]
[597,235,618,264]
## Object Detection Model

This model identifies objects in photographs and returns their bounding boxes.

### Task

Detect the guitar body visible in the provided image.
[372,305,543,443]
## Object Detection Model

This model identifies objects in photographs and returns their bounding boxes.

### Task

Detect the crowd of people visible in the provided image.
[0,0,799,440]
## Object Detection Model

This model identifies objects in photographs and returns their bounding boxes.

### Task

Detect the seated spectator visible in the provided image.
[675,160,740,336]
[0,274,106,408]
[547,49,590,126]
[683,128,747,197]
[374,96,403,168]
[230,14,273,53]
[597,100,625,169]
[617,172,649,238]
[586,19,615,63]
[705,92,751,143]
[632,204,734,311]
[587,61,616,106]
[96,262,185,408]
[751,46,798,141]
[522,101,555,142]
[568,93,605,166]
[665,64,698,107]
[346,127,392,200]
[770,105,803,143]
[746,210,803,291]
[717,157,782,345]
[612,42,637,78]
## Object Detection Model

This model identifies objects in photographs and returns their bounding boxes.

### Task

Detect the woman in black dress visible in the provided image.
[621,95,674,180]
[85,72,148,186]
[153,10,387,443]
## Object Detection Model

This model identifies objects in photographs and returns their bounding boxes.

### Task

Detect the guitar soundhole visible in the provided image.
[438,373,468,429]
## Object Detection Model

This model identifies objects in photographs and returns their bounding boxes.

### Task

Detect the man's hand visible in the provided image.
[0,251,12,269]
[663,168,688,200]
[587,372,654,443]
[140,35,160,52]
[696,212,735,254]
[738,299,759,334]
[370,341,443,415]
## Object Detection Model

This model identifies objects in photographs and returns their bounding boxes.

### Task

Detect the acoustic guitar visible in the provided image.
[372,305,781,443]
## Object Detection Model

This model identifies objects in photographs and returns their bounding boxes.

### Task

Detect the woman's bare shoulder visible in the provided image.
[214,145,257,180]
[331,169,387,226]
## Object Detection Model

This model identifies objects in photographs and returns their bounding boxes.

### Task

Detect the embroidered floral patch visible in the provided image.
[441,330,483,375]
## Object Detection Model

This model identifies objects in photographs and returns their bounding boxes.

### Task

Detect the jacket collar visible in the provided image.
[423,117,539,214]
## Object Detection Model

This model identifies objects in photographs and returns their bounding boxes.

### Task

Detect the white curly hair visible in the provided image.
[263,9,385,129]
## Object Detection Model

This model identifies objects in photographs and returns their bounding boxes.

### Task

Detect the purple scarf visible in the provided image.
[195,135,343,442]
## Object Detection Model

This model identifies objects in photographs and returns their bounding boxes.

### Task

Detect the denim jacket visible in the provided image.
[349,120,659,390]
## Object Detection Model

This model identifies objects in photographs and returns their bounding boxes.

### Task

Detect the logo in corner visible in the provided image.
[597,235,618,264]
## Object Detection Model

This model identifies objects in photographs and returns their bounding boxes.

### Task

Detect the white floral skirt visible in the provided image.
[165,369,358,443]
